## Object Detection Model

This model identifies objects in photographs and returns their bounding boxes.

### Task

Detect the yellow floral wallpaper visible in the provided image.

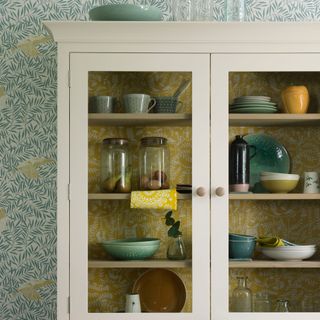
[229,72,320,312]
[88,72,192,313]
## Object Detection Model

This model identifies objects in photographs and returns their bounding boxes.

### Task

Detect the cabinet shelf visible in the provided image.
[88,259,192,268]
[229,113,320,127]
[229,260,320,268]
[88,193,191,200]
[229,193,320,200]
[88,113,192,126]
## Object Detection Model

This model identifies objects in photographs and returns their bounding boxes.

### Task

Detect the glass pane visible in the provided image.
[87,71,193,313]
[228,71,320,313]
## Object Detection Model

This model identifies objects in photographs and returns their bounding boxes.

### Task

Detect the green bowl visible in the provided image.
[89,4,163,21]
[102,238,160,260]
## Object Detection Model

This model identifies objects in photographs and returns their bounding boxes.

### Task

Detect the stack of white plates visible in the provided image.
[262,245,316,261]
[230,96,278,113]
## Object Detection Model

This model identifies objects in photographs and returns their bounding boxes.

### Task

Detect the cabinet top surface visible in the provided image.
[44,21,320,52]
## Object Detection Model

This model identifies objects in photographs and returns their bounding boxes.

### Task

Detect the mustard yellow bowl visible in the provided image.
[261,179,299,193]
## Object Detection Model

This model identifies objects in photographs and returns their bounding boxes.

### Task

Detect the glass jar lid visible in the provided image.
[103,138,129,145]
[140,137,167,146]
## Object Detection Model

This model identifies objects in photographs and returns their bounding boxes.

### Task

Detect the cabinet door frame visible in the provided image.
[69,53,211,320]
[211,53,320,320]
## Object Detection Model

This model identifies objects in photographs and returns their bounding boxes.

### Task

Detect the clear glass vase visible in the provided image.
[275,299,290,312]
[231,276,252,312]
[167,235,187,260]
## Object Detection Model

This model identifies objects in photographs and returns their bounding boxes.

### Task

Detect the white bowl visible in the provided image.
[261,247,316,261]
[260,174,300,181]
[274,245,316,250]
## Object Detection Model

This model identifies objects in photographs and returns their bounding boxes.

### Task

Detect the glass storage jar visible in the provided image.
[139,137,170,190]
[101,138,132,193]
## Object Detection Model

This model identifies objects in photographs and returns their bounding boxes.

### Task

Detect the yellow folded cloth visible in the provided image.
[257,237,285,247]
[130,189,177,210]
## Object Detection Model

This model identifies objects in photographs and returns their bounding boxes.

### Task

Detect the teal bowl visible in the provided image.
[229,233,256,241]
[229,239,256,259]
[89,4,163,21]
[102,238,160,260]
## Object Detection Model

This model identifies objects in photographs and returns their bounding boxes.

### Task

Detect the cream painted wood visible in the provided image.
[229,260,320,268]
[88,259,192,269]
[211,53,320,320]
[45,22,320,320]
[88,193,191,200]
[44,22,320,53]
[56,44,71,320]
[230,193,320,200]
[69,53,210,320]
[229,114,320,127]
[88,113,191,126]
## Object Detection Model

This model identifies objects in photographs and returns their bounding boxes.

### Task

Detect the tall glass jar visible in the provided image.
[231,276,252,312]
[139,137,170,190]
[101,138,132,193]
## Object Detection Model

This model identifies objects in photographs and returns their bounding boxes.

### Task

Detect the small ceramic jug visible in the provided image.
[125,293,141,313]
[281,85,309,114]
[303,172,320,193]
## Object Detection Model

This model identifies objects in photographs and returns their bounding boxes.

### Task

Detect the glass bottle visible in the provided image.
[226,0,246,21]
[171,0,194,21]
[232,277,252,312]
[167,235,187,260]
[139,137,170,190]
[101,138,132,193]
[194,0,212,21]
[275,299,290,312]
[254,292,271,312]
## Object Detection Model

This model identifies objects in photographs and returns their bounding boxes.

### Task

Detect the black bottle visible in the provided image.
[229,135,250,192]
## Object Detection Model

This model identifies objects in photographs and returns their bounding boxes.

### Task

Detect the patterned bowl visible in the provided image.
[102,238,160,260]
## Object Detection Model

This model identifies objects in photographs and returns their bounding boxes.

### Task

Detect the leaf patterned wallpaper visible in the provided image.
[2,0,320,318]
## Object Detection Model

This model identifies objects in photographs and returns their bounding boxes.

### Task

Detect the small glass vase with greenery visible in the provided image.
[165,211,186,260]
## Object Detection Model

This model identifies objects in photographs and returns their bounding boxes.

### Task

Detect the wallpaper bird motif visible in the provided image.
[2,0,320,318]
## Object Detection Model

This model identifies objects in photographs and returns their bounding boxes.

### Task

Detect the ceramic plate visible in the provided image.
[230,108,278,113]
[231,102,277,107]
[133,268,186,312]
[89,4,163,21]
[234,96,271,101]
[243,134,291,189]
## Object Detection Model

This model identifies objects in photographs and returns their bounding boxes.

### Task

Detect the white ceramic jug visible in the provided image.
[125,293,141,313]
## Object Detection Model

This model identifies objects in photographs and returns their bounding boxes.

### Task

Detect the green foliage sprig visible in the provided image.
[165,211,182,238]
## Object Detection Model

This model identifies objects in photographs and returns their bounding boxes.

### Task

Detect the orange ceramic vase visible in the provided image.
[281,85,309,114]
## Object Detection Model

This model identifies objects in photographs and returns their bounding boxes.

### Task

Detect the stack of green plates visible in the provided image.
[230,96,278,113]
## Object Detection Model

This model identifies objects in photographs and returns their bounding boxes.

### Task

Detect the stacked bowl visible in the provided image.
[260,172,300,193]
[262,245,316,261]
[229,96,278,113]
[229,233,256,260]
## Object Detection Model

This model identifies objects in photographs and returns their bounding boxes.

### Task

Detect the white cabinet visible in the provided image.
[45,21,320,320]
[211,53,320,320]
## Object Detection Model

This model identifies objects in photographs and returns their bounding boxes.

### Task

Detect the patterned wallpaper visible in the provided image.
[2,0,320,319]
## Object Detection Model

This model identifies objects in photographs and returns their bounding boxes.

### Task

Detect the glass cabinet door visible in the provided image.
[69,53,210,320]
[211,53,320,320]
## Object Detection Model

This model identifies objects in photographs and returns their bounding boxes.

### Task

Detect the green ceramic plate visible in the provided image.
[243,134,291,190]
[89,4,163,21]
[230,108,278,113]
[231,102,277,107]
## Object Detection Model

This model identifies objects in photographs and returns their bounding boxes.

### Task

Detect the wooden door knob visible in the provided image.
[196,187,206,197]
[215,187,225,197]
